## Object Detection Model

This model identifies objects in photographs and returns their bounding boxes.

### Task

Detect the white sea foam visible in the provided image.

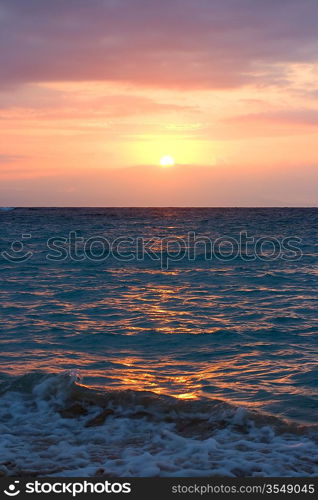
[0,372,317,477]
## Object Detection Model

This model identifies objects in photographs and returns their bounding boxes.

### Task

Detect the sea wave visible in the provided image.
[0,371,317,477]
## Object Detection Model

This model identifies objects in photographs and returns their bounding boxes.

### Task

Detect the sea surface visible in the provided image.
[0,207,317,477]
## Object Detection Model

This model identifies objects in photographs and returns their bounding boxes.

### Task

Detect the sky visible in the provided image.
[1,0,318,206]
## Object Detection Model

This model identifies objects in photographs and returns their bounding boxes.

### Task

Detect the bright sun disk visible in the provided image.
[160,155,175,167]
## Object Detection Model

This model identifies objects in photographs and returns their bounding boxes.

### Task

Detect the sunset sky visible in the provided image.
[1,0,318,206]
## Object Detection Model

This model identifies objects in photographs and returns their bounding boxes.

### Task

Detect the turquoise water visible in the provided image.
[0,208,317,476]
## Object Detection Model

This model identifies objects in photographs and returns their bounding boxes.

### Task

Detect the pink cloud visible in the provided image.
[1,0,318,90]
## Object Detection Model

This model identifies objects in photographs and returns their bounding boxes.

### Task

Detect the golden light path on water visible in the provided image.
[2,263,312,410]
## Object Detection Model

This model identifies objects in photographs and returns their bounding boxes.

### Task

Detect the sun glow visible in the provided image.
[160,155,175,167]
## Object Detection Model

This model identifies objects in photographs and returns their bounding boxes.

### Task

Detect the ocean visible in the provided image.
[0,207,317,477]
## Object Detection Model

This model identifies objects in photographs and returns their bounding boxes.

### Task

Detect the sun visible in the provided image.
[160,155,175,167]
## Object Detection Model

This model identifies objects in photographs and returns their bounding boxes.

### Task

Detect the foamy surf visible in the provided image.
[0,372,317,478]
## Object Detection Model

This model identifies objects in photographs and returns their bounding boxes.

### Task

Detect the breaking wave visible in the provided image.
[0,371,317,477]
